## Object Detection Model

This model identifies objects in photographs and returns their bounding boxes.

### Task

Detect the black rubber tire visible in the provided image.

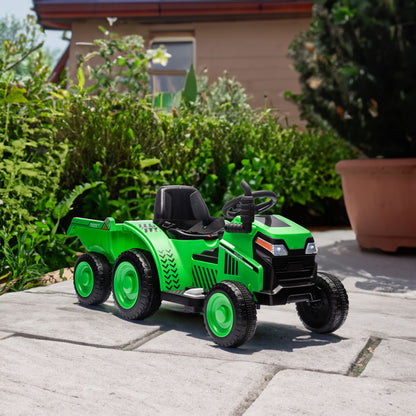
[112,249,161,320]
[203,281,257,348]
[73,252,112,305]
[296,272,349,334]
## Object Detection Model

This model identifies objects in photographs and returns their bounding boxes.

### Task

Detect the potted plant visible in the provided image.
[287,0,416,251]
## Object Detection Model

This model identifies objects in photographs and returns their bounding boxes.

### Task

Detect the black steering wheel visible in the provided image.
[222,181,277,219]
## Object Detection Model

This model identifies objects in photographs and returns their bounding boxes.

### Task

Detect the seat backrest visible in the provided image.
[153,185,211,225]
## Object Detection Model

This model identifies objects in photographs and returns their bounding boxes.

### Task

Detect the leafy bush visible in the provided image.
[288,0,416,158]
[79,26,169,98]
[0,14,51,76]
[0,16,95,293]
[57,28,356,222]
[192,70,255,123]
[59,87,355,222]
[225,117,356,217]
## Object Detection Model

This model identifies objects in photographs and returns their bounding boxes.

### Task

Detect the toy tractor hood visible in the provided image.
[253,214,315,251]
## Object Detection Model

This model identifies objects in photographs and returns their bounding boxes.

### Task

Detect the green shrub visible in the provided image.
[288,0,416,158]
[226,117,356,214]
[192,70,255,123]
[59,30,355,223]
[0,16,94,293]
[59,88,355,222]
[0,70,68,290]
[79,26,169,98]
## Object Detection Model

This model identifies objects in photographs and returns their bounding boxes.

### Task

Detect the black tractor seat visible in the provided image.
[153,185,225,240]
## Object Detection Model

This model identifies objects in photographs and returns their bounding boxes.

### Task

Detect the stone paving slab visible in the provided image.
[138,304,365,374]
[0,281,160,347]
[334,292,416,340]
[0,336,272,416]
[363,338,416,382]
[313,230,416,298]
[0,330,11,340]
[244,369,416,416]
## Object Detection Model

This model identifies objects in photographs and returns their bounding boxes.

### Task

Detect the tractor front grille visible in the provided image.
[253,234,316,291]
[272,253,316,287]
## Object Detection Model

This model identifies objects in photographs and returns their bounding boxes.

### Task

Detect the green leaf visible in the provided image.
[127,128,135,140]
[116,56,127,66]
[182,63,197,104]
[5,86,28,103]
[338,65,360,78]
[140,158,160,169]
[77,66,85,89]
[153,92,174,109]
[53,182,102,220]
[332,5,356,24]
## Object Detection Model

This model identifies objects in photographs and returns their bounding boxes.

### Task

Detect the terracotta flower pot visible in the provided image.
[335,158,416,252]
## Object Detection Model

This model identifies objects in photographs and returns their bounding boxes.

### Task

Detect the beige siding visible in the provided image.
[70,17,310,123]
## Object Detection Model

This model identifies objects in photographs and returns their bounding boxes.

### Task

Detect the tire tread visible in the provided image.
[204,280,257,348]
[112,249,161,320]
[296,272,349,334]
[73,252,112,305]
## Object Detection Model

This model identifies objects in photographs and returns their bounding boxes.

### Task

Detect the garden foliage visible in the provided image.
[0,18,95,292]
[287,0,416,158]
[1,20,356,293]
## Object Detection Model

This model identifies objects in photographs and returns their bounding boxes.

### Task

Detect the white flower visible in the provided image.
[107,17,118,27]
[149,51,172,67]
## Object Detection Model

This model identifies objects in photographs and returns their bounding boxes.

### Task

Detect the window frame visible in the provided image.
[148,34,196,94]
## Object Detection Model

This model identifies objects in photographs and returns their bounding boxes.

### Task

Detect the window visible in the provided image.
[149,36,195,94]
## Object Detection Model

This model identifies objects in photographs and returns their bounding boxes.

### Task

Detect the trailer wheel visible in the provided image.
[74,252,112,305]
[296,272,349,334]
[112,249,161,320]
[204,281,257,348]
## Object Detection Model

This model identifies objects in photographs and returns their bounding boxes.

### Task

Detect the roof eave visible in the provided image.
[34,1,313,30]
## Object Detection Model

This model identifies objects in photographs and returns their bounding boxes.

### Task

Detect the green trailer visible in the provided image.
[68,181,348,347]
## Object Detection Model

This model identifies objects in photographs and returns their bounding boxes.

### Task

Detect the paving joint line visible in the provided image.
[0,332,16,342]
[4,331,164,351]
[347,336,382,377]
[136,348,355,377]
[232,365,280,416]
[121,330,165,350]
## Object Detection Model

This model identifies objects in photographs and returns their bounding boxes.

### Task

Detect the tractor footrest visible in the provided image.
[254,282,315,306]
[161,290,205,313]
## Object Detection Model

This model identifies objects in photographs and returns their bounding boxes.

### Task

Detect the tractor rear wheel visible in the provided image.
[296,272,349,333]
[112,249,161,320]
[73,252,112,305]
[204,281,257,348]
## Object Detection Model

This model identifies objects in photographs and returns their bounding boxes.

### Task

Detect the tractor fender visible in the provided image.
[69,217,209,291]
[122,221,184,291]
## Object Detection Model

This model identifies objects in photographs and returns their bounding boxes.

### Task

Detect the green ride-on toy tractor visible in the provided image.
[68,180,349,348]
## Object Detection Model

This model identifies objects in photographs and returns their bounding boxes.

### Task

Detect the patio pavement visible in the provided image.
[0,229,415,415]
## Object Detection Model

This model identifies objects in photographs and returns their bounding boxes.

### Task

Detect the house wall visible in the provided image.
[70,17,310,123]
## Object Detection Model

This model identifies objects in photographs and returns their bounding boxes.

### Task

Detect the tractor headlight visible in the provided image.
[255,237,288,256]
[305,241,318,255]
[272,244,289,256]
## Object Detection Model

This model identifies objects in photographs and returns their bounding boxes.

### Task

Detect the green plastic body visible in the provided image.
[68,214,313,301]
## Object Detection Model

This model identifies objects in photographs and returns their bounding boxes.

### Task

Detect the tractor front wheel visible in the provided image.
[204,281,257,348]
[112,249,161,320]
[296,272,349,334]
[73,252,112,305]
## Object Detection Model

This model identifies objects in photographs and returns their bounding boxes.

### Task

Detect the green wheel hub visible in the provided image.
[206,293,234,337]
[113,261,139,309]
[74,261,94,297]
